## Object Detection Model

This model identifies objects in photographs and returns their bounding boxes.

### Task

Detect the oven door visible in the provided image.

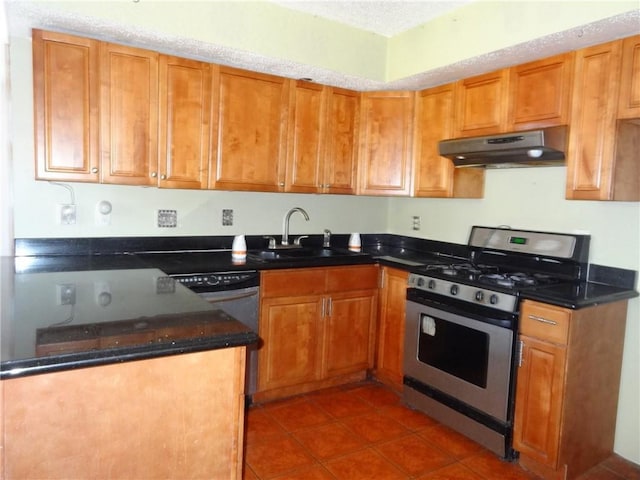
[404,299,514,422]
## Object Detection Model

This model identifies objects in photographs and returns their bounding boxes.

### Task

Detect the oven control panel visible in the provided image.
[408,274,517,313]
[171,271,259,291]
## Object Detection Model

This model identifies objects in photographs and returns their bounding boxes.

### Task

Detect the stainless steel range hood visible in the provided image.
[438,126,568,168]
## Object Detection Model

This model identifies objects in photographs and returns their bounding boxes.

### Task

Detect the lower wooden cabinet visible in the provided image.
[514,299,628,480]
[255,265,378,402]
[374,267,408,390]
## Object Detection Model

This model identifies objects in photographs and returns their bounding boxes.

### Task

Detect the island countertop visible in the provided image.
[0,259,258,380]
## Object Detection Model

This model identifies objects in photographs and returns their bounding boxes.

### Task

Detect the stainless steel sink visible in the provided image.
[247,247,363,262]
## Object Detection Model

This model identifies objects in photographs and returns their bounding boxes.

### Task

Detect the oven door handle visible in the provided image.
[198,288,259,303]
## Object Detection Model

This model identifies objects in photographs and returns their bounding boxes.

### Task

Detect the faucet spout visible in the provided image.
[282,207,310,245]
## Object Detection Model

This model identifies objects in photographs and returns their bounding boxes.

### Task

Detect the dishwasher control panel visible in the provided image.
[170,271,259,291]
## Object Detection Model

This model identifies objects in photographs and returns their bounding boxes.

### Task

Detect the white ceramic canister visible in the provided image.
[231,234,247,260]
[348,232,361,251]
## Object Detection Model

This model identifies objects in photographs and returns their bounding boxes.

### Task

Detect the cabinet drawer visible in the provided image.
[261,268,326,298]
[326,265,378,292]
[520,300,571,344]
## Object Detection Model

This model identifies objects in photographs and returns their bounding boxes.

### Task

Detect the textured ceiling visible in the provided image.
[5,1,640,91]
[269,0,474,36]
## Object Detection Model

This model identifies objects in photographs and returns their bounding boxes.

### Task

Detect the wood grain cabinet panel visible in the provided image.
[508,52,574,131]
[374,267,408,390]
[514,299,628,480]
[257,265,377,402]
[157,55,211,189]
[566,40,640,201]
[455,69,509,137]
[359,91,414,196]
[618,35,640,119]
[413,83,484,198]
[33,29,100,182]
[100,42,159,186]
[210,66,289,192]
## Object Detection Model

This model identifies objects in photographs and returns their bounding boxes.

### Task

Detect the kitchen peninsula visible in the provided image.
[0,259,258,479]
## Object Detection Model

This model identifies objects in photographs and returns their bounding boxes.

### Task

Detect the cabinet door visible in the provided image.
[375,267,408,389]
[258,295,324,392]
[413,84,485,198]
[100,43,159,185]
[324,290,376,378]
[455,69,509,137]
[358,91,414,196]
[618,35,640,119]
[33,30,100,182]
[514,335,567,469]
[211,67,289,192]
[157,55,211,189]
[508,52,574,131]
[566,40,623,200]
[285,81,326,193]
[324,87,359,194]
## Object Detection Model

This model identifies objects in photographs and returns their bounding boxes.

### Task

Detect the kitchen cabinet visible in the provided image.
[157,55,211,189]
[1,348,248,479]
[285,83,358,194]
[413,83,484,198]
[514,299,628,480]
[99,42,159,186]
[508,52,574,131]
[618,35,640,119]
[210,66,289,192]
[455,68,509,137]
[256,265,378,402]
[33,30,100,182]
[358,91,414,196]
[565,38,639,201]
[374,266,408,390]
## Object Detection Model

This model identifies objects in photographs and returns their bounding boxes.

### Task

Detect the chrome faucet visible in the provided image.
[323,229,332,248]
[282,207,310,245]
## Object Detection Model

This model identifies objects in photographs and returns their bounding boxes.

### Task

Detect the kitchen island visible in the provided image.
[0,259,258,479]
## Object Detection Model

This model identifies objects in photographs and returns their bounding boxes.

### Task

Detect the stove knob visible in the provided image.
[489,294,499,305]
[416,277,426,287]
[475,290,484,302]
[450,284,459,295]
[428,279,436,290]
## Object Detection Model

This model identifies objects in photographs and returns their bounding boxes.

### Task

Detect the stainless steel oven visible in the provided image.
[403,226,590,459]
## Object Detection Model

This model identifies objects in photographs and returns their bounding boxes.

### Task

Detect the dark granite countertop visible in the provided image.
[3,234,637,380]
[0,262,258,380]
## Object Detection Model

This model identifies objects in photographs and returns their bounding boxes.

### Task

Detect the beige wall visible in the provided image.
[4,0,640,464]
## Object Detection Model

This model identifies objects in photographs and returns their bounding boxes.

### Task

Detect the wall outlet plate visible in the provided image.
[56,283,76,305]
[222,209,233,226]
[157,209,177,228]
[58,204,76,225]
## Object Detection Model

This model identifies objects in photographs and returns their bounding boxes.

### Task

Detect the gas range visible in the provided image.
[407,226,591,314]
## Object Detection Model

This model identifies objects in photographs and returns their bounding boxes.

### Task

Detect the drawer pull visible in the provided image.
[528,314,558,326]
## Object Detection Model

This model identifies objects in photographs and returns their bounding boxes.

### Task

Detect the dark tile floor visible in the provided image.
[243,380,640,480]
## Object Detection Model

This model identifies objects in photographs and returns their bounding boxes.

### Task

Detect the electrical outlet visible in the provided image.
[56,284,76,305]
[222,209,233,226]
[157,209,177,228]
[58,204,76,225]
[412,215,421,231]
[156,276,176,294]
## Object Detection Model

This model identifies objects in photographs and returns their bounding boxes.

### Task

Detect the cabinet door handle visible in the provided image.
[150,171,158,178]
[327,297,333,316]
[321,297,326,317]
[160,174,167,180]
[517,340,524,367]
[528,314,558,326]
[91,167,99,173]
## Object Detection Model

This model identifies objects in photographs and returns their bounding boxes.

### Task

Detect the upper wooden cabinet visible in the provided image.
[508,52,574,131]
[323,87,360,194]
[359,91,414,196]
[618,35,640,119]
[210,66,289,192]
[285,83,358,194]
[157,55,211,189]
[33,30,100,182]
[100,42,159,186]
[454,69,509,137]
[565,39,639,201]
[413,83,484,198]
